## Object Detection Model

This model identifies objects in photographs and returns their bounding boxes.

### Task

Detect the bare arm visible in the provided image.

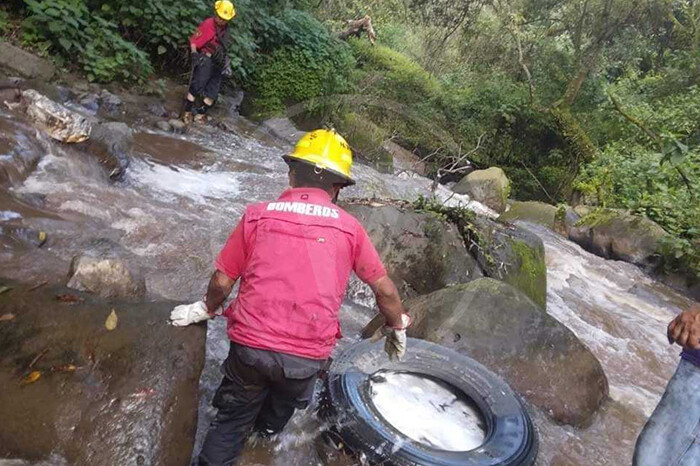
[204,270,237,315]
[369,275,405,328]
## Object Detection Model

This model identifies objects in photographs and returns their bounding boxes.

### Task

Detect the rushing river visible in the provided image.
[0,102,694,465]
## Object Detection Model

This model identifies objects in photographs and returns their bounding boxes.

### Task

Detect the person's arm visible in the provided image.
[204,270,237,315]
[368,275,405,328]
[668,303,700,350]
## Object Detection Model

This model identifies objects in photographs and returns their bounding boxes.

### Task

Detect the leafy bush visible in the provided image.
[22,0,152,83]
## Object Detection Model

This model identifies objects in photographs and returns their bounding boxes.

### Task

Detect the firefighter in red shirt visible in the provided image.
[170,129,410,465]
[183,0,235,124]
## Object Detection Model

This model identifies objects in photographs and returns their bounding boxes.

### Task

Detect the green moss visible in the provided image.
[575,208,619,228]
[509,240,547,308]
[334,112,393,172]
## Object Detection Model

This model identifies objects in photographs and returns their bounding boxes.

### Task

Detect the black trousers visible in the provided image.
[198,343,324,466]
[189,54,223,101]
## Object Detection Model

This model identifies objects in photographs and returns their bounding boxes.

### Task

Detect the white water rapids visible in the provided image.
[0,105,694,465]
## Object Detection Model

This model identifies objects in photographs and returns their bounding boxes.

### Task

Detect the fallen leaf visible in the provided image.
[56,294,83,304]
[21,371,42,386]
[0,313,15,322]
[105,309,118,331]
[38,231,47,247]
[0,286,12,295]
[52,364,77,372]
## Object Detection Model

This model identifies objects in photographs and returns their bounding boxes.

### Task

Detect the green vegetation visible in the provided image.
[1,0,698,280]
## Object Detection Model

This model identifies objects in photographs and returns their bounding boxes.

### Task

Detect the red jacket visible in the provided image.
[215,188,387,359]
[190,17,227,55]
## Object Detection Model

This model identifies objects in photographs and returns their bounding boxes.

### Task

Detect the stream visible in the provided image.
[0,100,694,465]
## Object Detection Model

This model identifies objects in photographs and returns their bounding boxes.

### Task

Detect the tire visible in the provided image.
[321,338,538,466]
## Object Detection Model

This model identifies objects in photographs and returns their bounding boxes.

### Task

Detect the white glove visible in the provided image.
[170,301,213,326]
[381,314,411,361]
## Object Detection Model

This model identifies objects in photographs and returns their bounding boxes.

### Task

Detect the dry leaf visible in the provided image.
[0,286,12,295]
[0,313,15,322]
[56,294,83,304]
[38,231,47,247]
[21,371,42,385]
[105,309,118,331]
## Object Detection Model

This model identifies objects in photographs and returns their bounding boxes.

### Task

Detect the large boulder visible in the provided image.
[0,281,206,465]
[500,200,557,228]
[67,255,145,298]
[470,216,547,308]
[79,121,133,179]
[343,203,482,303]
[568,208,668,269]
[453,167,511,213]
[260,117,305,147]
[405,279,608,427]
[21,90,91,143]
[0,42,55,80]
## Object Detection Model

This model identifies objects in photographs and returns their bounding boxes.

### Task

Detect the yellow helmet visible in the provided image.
[214,0,236,21]
[284,129,355,186]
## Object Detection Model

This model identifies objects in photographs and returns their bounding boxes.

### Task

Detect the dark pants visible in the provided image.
[190,55,223,102]
[198,343,324,466]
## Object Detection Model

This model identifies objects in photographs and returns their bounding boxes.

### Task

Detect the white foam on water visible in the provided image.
[0,210,22,221]
[129,159,241,204]
[369,371,486,452]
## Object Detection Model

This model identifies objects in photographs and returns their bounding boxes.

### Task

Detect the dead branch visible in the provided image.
[338,16,376,45]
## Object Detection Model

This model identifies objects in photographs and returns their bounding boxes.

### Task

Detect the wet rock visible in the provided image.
[156,120,173,132]
[261,117,305,147]
[500,200,558,228]
[168,119,186,134]
[568,208,667,269]
[405,278,608,427]
[148,102,169,118]
[344,203,482,301]
[217,117,239,133]
[0,281,206,465]
[453,167,511,214]
[77,93,100,113]
[21,90,91,143]
[79,121,133,179]
[470,216,547,308]
[0,42,55,80]
[67,255,145,298]
[98,90,122,114]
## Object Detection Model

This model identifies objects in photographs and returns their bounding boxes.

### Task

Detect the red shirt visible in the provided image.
[190,17,225,55]
[215,188,387,359]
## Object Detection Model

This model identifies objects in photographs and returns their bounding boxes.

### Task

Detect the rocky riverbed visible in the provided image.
[0,68,695,466]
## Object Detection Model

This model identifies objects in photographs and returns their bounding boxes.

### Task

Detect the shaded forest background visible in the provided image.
[1,0,699,277]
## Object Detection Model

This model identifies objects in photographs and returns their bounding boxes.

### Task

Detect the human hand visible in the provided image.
[381,314,411,361]
[668,304,700,351]
[170,301,213,326]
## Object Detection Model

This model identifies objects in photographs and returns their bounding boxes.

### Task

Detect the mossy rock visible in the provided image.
[343,203,482,302]
[499,200,558,228]
[568,208,668,269]
[470,216,547,308]
[453,167,511,213]
[403,278,608,426]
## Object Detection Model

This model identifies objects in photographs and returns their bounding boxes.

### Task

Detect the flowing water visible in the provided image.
[0,100,694,466]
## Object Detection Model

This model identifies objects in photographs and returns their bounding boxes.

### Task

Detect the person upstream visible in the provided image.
[170,129,411,465]
[633,302,700,466]
[183,0,235,124]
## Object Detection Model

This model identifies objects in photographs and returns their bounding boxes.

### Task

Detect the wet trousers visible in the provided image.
[198,343,323,466]
[633,359,700,466]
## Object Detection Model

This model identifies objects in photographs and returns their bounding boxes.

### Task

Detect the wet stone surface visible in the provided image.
[0,281,206,465]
